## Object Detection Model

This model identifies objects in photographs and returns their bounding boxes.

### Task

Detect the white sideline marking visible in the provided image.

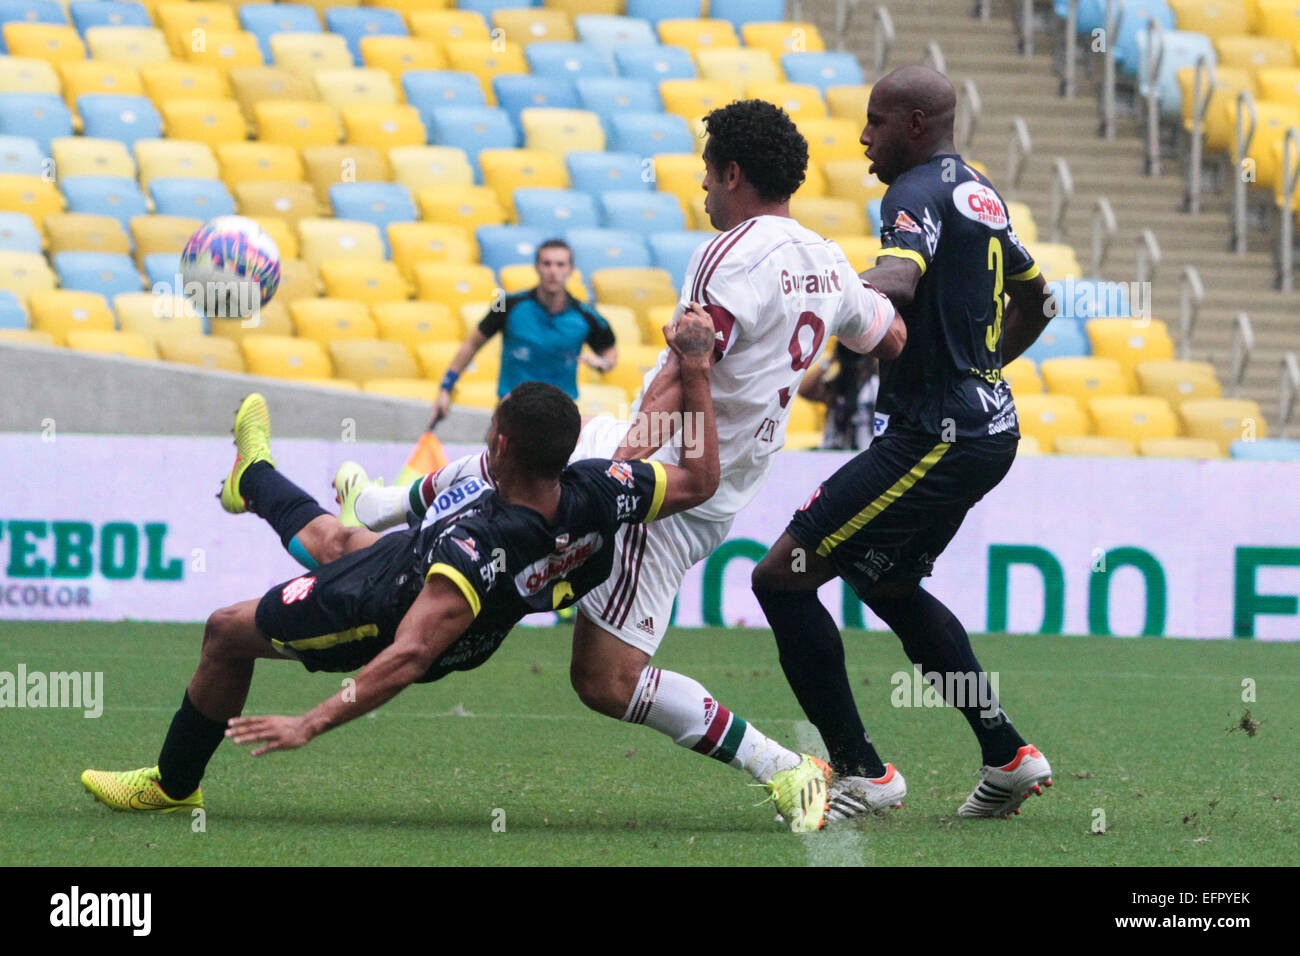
[795,721,867,868]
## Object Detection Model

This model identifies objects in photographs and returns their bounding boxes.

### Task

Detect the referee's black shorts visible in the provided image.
[787,427,1016,600]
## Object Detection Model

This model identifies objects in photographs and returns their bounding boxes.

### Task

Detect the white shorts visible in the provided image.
[571,416,732,656]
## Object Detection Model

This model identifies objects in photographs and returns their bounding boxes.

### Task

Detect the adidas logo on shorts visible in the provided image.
[636,617,655,635]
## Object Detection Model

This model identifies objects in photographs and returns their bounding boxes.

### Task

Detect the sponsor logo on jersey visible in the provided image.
[799,485,823,512]
[616,494,640,520]
[779,268,842,295]
[892,210,922,234]
[702,696,717,726]
[953,181,1008,229]
[873,411,890,437]
[420,476,492,531]
[555,533,570,551]
[515,531,602,596]
[281,576,315,604]
[921,207,942,256]
[605,462,635,488]
[453,536,479,561]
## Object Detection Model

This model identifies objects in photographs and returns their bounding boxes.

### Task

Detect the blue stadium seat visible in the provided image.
[476,225,549,273]
[781,52,866,92]
[69,1,151,35]
[1022,319,1090,362]
[648,229,712,289]
[493,75,580,135]
[1074,0,1108,35]
[867,198,882,235]
[329,182,416,254]
[575,76,660,119]
[514,188,600,232]
[53,251,141,300]
[61,176,148,230]
[1112,0,1175,74]
[526,43,613,81]
[0,0,66,52]
[239,4,322,63]
[457,0,534,16]
[614,45,696,83]
[0,134,45,176]
[149,178,236,220]
[0,211,41,252]
[605,111,694,155]
[76,95,162,150]
[143,252,181,290]
[599,190,685,236]
[404,71,489,128]
[566,151,651,196]
[575,15,657,68]
[325,6,407,65]
[709,0,786,31]
[0,288,26,327]
[0,94,74,154]
[1230,438,1300,461]
[426,106,517,181]
[564,227,651,272]
[1047,279,1133,320]
[625,0,703,26]
[1137,28,1215,119]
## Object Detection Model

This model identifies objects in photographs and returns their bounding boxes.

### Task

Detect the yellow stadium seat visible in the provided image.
[408,10,491,46]
[499,263,587,299]
[158,98,247,149]
[445,41,528,106]
[829,234,882,272]
[130,215,202,267]
[416,184,505,231]
[297,217,386,270]
[313,68,399,110]
[134,139,219,188]
[1238,99,1300,193]
[3,24,87,66]
[360,36,446,88]
[822,158,886,205]
[687,192,717,231]
[234,181,318,231]
[450,379,500,408]
[329,338,419,383]
[340,103,425,150]
[113,291,205,342]
[493,8,575,44]
[745,81,826,120]
[0,175,64,233]
[362,377,440,401]
[652,152,704,215]
[697,49,781,97]
[156,333,246,372]
[742,21,826,60]
[416,337,500,386]
[825,85,874,121]
[277,256,321,304]
[791,158,826,199]
[1179,397,1268,452]
[241,335,332,380]
[1002,356,1044,395]
[271,33,355,81]
[84,27,171,66]
[318,260,409,304]
[228,66,318,128]
[413,262,499,311]
[1016,434,1044,455]
[1041,356,1130,405]
[388,222,477,281]
[1004,200,1039,243]
[1014,393,1089,451]
[301,144,387,206]
[0,329,53,346]
[58,61,144,118]
[1170,0,1252,34]
[580,343,656,395]
[1086,317,1175,389]
[659,79,735,122]
[290,0,357,18]
[389,145,474,190]
[49,137,133,180]
[138,63,229,110]
[290,298,377,344]
[1180,65,1254,151]
[255,100,341,148]
[216,142,304,185]
[798,117,866,164]
[0,57,60,95]
[1138,436,1224,458]
[657,18,739,55]
[208,300,295,341]
[157,1,239,55]
[1053,435,1136,456]
[591,267,677,331]
[1088,395,1179,443]
[183,30,264,74]
[247,215,298,261]
[45,213,130,256]
[642,304,675,347]
[66,329,158,360]
[791,196,867,235]
[520,107,605,154]
[591,302,642,348]
[1214,35,1294,75]
[372,301,461,349]
[28,291,116,345]
[479,148,570,216]
[1255,68,1300,119]
[1257,0,1300,42]
[575,382,628,417]
[1030,242,1083,279]
[1135,359,1223,409]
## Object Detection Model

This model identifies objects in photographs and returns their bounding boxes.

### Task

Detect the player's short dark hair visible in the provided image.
[535,238,572,264]
[495,381,581,476]
[702,99,808,202]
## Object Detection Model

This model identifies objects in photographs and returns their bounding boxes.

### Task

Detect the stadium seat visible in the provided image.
[1169,0,1251,34]
[494,75,581,134]
[575,76,660,119]
[830,234,882,271]
[1213,35,1294,74]
[1135,359,1224,409]
[114,290,204,342]
[0,134,44,176]
[562,153,648,203]
[499,262,588,299]
[312,67,398,110]
[824,84,874,122]
[387,221,476,281]
[659,79,735,125]
[590,266,675,326]
[61,175,148,230]
[131,215,202,266]
[656,18,738,56]
[426,106,517,180]
[28,288,116,344]
[372,300,461,350]
[574,15,657,68]
[3,23,86,65]
[0,249,55,299]
[360,35,444,86]
[781,52,865,93]
[182,30,265,75]
[156,1,239,53]
[1047,278,1132,320]
[822,159,886,206]
[239,3,322,63]
[647,229,711,289]
[290,298,376,344]
[1088,395,1179,443]
[403,71,489,124]
[388,145,473,191]
[297,217,385,270]
[651,151,704,209]
[340,102,425,151]
[1002,356,1044,395]
[445,40,528,106]
[361,377,438,401]
[0,287,25,327]
[791,196,868,236]
[686,192,714,231]
[329,182,417,253]
[137,63,228,110]
[159,97,247,149]
[228,67,316,129]
[476,224,549,272]
[625,0,703,26]
[408,9,490,46]
[1229,436,1300,459]
[0,56,60,97]
[793,160,827,199]
[613,44,697,83]
[254,100,341,148]
[0,175,62,238]
[606,111,695,155]
[1031,242,1084,279]
[241,334,331,380]
[1014,393,1089,452]
[247,215,297,261]
[329,338,418,383]
[83,26,170,66]
[1041,356,1130,403]
[416,183,505,231]
[271,32,354,81]
[1110,0,1177,74]
[585,303,644,351]
[234,181,318,231]
[216,142,304,186]
[149,177,236,219]
[65,328,157,360]
[134,139,219,189]
[599,190,686,235]
[521,107,605,154]
[417,335,501,385]
[1257,0,1300,43]
[515,188,600,232]
[157,333,245,372]
[413,261,498,312]
[54,251,143,301]
[696,49,781,97]
[564,227,651,274]
[746,81,827,120]
[0,210,41,252]
[526,42,612,81]
[59,62,145,119]
[1139,436,1223,458]
[207,298,294,341]
[301,144,387,206]
[0,93,73,153]
[742,21,826,61]
[45,212,129,256]
[1179,397,1268,452]
[325,7,407,64]
[795,118,867,167]
[1086,317,1175,388]
[495,9,575,45]
[69,2,152,35]
[479,148,569,216]
[142,252,181,289]
[1053,435,1137,457]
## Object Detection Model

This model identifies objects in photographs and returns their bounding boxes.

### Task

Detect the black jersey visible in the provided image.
[875,154,1039,440]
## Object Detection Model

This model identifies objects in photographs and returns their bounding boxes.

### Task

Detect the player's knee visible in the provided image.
[315,526,353,565]
[570,661,634,719]
[201,604,245,657]
[751,552,790,592]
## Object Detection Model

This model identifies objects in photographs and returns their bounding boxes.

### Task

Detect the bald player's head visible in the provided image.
[860,65,957,185]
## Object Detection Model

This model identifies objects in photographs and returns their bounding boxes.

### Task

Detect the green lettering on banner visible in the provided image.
[100,522,138,579]
[7,521,48,578]
[1233,547,1300,638]
[143,523,183,580]
[50,522,94,578]
[987,545,1064,634]
[1088,547,1166,636]
[702,538,767,626]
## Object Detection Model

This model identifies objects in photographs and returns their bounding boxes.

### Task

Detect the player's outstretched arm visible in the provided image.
[860,255,921,309]
[999,272,1056,363]
[225,578,474,755]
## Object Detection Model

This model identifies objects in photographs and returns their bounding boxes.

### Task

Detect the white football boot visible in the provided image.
[957,744,1053,818]
[824,763,907,825]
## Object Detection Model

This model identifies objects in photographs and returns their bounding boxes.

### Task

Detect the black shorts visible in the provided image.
[787,428,1016,600]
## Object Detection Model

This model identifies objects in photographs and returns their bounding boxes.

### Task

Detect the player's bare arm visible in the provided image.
[999,272,1057,363]
[225,577,475,755]
[860,253,921,309]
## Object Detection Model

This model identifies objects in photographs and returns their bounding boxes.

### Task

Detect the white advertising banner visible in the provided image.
[0,434,1297,640]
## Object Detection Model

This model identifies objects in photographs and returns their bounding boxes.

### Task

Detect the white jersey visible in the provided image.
[634,214,895,522]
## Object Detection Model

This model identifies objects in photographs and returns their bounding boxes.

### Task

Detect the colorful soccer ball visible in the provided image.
[180,216,281,321]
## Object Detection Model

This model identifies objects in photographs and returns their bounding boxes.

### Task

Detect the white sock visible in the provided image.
[622,666,801,783]
[354,483,412,531]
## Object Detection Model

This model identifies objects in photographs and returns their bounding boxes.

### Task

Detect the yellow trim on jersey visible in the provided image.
[1007,263,1041,282]
[272,624,380,653]
[644,460,668,522]
[815,442,952,557]
[426,562,482,618]
[875,247,927,276]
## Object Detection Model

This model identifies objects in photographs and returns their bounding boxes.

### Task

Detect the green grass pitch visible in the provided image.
[2,622,1296,866]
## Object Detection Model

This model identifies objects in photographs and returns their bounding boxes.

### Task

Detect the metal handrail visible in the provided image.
[1100,0,1121,139]
[1062,0,1079,99]
[956,77,981,151]
[1230,311,1254,398]
[1091,196,1117,273]
[1019,0,1035,57]
[1184,55,1215,213]
[1232,88,1257,254]
[975,0,992,21]
[1007,116,1032,190]
[1178,265,1204,359]
[872,5,894,76]
[1281,351,1300,437]
[1136,228,1161,286]
[1143,17,1165,176]
[923,40,946,76]
[1049,157,1074,243]
[1278,126,1300,292]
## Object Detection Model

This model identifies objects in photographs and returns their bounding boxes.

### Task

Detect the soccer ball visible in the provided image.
[180,215,281,321]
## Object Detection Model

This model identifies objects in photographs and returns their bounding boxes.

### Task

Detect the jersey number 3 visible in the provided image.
[985,235,1003,353]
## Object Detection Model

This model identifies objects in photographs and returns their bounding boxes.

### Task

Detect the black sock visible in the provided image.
[754,585,888,778]
[157,692,227,799]
[240,460,327,550]
[868,587,1026,766]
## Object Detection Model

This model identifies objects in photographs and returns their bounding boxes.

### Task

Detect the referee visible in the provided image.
[751,65,1059,823]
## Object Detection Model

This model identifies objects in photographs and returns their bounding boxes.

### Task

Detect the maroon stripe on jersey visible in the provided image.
[607,523,644,627]
[419,474,436,509]
[616,524,650,628]
[699,219,757,305]
[602,524,638,621]
[691,219,751,302]
[691,229,732,302]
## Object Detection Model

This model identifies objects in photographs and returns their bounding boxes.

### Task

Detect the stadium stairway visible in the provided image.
[813,0,1296,426]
